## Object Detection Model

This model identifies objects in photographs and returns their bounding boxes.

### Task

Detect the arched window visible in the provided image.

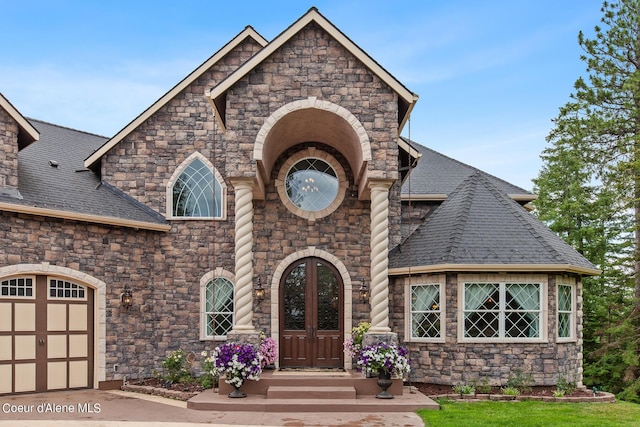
[204,277,234,338]
[167,153,226,219]
[200,269,235,340]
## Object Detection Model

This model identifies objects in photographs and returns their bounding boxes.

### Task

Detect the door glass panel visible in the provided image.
[316,263,339,331]
[284,263,306,330]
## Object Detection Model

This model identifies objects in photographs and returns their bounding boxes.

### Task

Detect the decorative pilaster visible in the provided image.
[230,178,255,332]
[368,179,395,334]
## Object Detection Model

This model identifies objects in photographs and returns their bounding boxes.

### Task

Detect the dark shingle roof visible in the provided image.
[0,119,167,227]
[390,171,597,273]
[401,139,532,198]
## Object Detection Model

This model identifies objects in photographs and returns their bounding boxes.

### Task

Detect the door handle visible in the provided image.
[307,327,311,340]
[39,339,45,346]
[312,327,316,340]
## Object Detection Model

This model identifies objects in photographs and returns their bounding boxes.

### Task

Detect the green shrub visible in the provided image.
[501,386,520,396]
[161,349,191,383]
[453,384,475,395]
[506,368,533,394]
[473,377,493,394]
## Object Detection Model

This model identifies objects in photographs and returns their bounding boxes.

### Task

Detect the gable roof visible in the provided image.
[402,139,534,202]
[0,92,39,149]
[206,7,419,133]
[390,171,599,275]
[0,119,169,231]
[84,26,268,169]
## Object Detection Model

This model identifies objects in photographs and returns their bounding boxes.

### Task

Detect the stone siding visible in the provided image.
[391,273,583,386]
[0,108,19,190]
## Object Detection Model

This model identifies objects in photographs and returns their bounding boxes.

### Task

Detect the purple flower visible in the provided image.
[212,342,263,387]
[356,342,410,377]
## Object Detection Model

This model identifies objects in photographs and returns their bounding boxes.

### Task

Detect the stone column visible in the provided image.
[229,178,256,335]
[367,179,395,335]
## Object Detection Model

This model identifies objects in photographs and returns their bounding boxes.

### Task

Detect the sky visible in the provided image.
[1,0,604,191]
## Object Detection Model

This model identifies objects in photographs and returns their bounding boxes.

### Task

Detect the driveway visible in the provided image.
[0,389,425,426]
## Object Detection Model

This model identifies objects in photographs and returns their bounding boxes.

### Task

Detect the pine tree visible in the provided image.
[535,0,640,399]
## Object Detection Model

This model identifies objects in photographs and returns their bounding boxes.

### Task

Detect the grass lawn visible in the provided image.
[419,399,640,426]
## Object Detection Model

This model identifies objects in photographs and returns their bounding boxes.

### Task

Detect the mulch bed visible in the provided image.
[121,378,207,401]
[413,383,616,402]
[120,378,615,403]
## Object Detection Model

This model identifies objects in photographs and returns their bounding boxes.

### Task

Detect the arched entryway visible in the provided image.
[279,257,344,368]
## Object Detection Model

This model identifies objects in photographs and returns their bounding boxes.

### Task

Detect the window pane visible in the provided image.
[506,283,540,311]
[205,277,234,337]
[558,285,572,312]
[173,158,221,217]
[558,285,573,338]
[284,264,306,330]
[412,312,441,338]
[411,284,441,338]
[464,311,499,338]
[505,312,540,338]
[465,283,499,310]
[316,263,339,331]
[285,158,338,212]
[1,277,34,299]
[558,313,571,338]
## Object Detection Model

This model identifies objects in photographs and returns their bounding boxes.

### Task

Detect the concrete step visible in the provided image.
[267,385,356,400]
[187,386,440,412]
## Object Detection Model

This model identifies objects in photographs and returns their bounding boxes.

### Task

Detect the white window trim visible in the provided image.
[166,151,227,220]
[276,147,347,221]
[199,268,235,341]
[557,281,576,342]
[457,274,548,344]
[404,275,446,343]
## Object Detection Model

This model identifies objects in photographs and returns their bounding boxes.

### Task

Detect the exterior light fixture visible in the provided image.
[255,277,265,301]
[121,285,133,310]
[360,279,369,301]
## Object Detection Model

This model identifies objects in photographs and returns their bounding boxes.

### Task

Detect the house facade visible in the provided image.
[0,8,597,395]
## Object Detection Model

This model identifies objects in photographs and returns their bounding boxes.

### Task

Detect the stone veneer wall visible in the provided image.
[0,210,217,382]
[390,272,584,386]
[65,22,402,379]
[0,108,19,190]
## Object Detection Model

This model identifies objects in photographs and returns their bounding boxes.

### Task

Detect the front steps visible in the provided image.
[266,385,357,400]
[187,369,439,413]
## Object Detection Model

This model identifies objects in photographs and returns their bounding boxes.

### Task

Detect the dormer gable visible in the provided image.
[206,7,419,133]
[0,92,39,197]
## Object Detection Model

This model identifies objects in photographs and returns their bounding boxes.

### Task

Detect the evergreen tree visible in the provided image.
[535,0,640,400]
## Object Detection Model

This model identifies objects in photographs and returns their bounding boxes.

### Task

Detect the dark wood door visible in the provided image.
[279,258,343,368]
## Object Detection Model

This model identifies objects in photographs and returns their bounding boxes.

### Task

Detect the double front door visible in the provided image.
[279,257,343,368]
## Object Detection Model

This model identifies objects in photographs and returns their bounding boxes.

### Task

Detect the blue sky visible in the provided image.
[1,0,602,191]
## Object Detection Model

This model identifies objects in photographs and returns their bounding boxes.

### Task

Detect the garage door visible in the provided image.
[0,275,93,394]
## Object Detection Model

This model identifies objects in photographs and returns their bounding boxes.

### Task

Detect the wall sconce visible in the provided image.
[360,279,369,301]
[121,285,133,310]
[254,277,265,301]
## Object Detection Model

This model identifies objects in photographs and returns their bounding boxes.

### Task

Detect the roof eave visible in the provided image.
[0,202,171,232]
[84,26,268,168]
[0,93,40,146]
[388,263,601,276]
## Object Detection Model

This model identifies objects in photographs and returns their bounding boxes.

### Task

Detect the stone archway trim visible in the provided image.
[0,262,106,388]
[254,98,372,193]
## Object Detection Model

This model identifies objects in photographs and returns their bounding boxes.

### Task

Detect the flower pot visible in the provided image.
[228,384,246,398]
[376,370,394,399]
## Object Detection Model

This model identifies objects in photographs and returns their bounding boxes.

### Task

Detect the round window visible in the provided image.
[285,158,338,212]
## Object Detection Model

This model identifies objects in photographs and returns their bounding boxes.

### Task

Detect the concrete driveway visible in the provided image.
[0,389,425,426]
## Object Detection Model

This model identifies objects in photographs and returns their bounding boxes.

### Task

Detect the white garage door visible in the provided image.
[0,275,93,394]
